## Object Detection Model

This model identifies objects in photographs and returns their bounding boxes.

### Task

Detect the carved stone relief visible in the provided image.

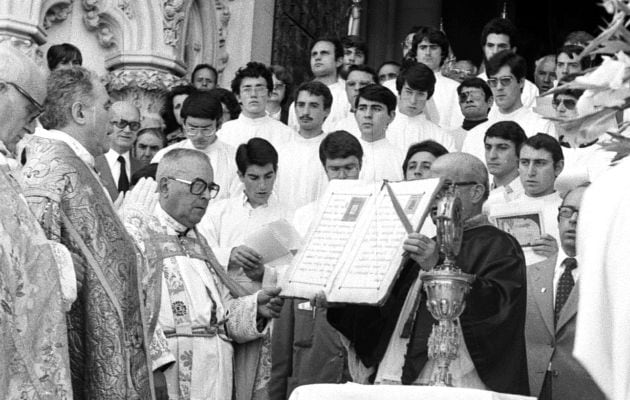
[213,0,231,72]
[43,1,74,30]
[162,0,187,47]
[82,0,116,48]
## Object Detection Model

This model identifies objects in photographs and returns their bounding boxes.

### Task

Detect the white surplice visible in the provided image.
[432,72,464,129]
[217,113,296,150]
[460,120,496,165]
[555,140,614,195]
[386,111,456,154]
[332,112,361,137]
[487,106,550,138]
[151,138,240,200]
[197,192,288,293]
[275,133,329,215]
[358,138,404,182]
[127,205,265,400]
[574,156,630,400]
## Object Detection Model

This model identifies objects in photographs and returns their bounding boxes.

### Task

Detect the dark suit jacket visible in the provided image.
[525,255,605,399]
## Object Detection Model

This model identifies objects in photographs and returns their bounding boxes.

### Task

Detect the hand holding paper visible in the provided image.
[229,245,264,281]
[531,234,558,259]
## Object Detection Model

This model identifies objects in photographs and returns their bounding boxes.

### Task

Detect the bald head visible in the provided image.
[430,153,490,217]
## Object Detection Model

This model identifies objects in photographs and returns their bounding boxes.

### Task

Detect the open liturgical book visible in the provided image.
[280,178,443,305]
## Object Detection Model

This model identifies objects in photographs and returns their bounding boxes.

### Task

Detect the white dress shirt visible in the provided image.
[104,148,131,187]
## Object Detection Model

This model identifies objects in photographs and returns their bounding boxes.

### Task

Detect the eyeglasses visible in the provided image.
[552,98,577,110]
[326,163,360,177]
[241,86,268,95]
[558,206,579,219]
[184,124,216,137]
[487,76,516,88]
[167,177,220,198]
[111,119,141,131]
[2,80,44,118]
[458,90,486,103]
[272,83,286,91]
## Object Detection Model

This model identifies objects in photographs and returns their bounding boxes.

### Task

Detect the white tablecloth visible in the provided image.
[288,383,535,400]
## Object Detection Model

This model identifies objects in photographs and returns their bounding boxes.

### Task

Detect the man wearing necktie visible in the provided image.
[525,183,605,400]
[104,100,142,192]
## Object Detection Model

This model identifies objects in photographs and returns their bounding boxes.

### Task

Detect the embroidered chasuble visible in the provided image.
[124,205,266,400]
[0,155,73,400]
[19,135,153,399]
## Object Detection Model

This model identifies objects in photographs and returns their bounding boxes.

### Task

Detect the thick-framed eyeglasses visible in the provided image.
[111,119,141,131]
[1,79,44,116]
[558,206,579,219]
[453,181,479,187]
[487,76,516,88]
[552,98,577,110]
[168,177,220,198]
[458,90,486,103]
[184,124,216,137]
[326,163,360,177]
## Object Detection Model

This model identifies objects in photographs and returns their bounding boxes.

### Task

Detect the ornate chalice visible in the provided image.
[420,184,475,386]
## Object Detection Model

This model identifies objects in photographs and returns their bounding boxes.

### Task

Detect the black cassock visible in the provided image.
[328,224,530,396]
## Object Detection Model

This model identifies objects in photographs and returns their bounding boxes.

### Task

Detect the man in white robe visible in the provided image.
[288,38,348,133]
[486,51,549,137]
[332,65,378,138]
[354,84,403,182]
[217,62,295,149]
[478,18,539,108]
[386,63,456,154]
[480,121,528,213]
[409,27,463,129]
[152,91,239,200]
[275,81,332,215]
[123,149,284,400]
[486,134,565,265]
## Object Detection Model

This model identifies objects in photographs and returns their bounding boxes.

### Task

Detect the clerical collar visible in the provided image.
[558,135,598,149]
[462,118,488,131]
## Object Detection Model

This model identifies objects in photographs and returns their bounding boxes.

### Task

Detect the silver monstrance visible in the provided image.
[421,183,475,386]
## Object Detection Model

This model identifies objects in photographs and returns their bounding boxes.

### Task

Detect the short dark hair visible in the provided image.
[347,64,379,85]
[311,37,344,60]
[46,43,83,70]
[355,84,397,113]
[409,27,450,66]
[486,50,527,81]
[402,140,448,174]
[231,62,273,95]
[295,81,333,110]
[341,35,368,60]
[521,133,564,165]
[161,85,196,133]
[191,64,218,83]
[484,121,527,156]
[480,18,519,50]
[457,77,493,101]
[378,60,401,72]
[208,87,241,120]
[319,130,363,167]
[395,63,436,99]
[235,138,278,174]
[556,45,591,70]
[564,31,594,47]
[180,91,223,121]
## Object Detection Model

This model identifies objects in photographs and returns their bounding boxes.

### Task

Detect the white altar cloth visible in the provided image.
[288,383,534,400]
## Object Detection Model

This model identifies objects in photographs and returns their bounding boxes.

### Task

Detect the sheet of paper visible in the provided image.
[243,219,302,264]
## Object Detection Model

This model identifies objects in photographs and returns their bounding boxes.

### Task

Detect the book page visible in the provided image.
[328,178,442,304]
[280,180,376,299]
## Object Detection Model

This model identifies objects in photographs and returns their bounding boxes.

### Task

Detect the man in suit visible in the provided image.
[104,100,143,193]
[525,183,605,399]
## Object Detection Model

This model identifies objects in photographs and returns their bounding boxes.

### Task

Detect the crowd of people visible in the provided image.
[0,15,626,400]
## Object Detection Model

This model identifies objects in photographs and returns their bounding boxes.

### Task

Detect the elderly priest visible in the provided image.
[325,152,529,395]
[123,148,284,400]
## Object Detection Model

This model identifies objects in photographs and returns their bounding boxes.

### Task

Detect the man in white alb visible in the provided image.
[275,81,332,215]
[333,64,378,137]
[217,62,295,149]
[152,91,239,200]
